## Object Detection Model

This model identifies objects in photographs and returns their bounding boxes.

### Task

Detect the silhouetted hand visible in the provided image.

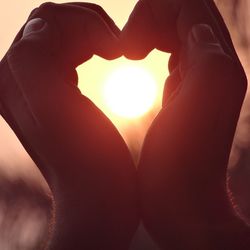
[122,0,250,249]
[0,3,138,250]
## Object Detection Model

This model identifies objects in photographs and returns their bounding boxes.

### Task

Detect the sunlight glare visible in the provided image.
[103,65,157,119]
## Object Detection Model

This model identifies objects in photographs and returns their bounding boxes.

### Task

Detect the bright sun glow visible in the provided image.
[103,66,157,119]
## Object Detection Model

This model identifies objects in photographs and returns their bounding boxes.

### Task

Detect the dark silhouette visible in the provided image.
[122,0,250,249]
[0,1,250,249]
[0,3,138,250]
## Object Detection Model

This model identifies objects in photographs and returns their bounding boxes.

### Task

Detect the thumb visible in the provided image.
[179,24,247,117]
[19,17,78,86]
[9,17,60,70]
[22,18,47,38]
[180,24,229,78]
[16,18,55,57]
[9,17,55,68]
[20,18,59,65]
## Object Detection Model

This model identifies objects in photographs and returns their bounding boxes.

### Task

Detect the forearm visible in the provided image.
[138,60,250,249]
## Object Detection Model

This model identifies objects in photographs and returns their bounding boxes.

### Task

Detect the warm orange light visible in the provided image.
[103,65,157,119]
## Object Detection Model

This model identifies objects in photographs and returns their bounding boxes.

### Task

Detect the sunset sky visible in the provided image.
[0,1,170,181]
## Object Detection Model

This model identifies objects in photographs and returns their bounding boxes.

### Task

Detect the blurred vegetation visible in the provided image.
[0,176,51,249]
[1,0,250,249]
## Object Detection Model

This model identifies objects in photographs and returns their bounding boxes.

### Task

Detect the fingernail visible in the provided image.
[189,24,218,45]
[22,18,46,37]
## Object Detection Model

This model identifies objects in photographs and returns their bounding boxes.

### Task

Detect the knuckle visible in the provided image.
[30,2,57,18]
[89,3,105,14]
[27,2,58,27]
[28,7,39,19]
[38,2,56,11]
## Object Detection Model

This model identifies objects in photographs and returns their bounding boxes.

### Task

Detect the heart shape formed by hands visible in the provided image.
[17,0,241,69]
[14,0,243,112]
[1,1,248,250]
[11,0,243,123]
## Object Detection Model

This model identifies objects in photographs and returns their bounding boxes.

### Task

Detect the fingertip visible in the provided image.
[121,41,151,60]
[101,42,123,60]
[66,2,122,38]
[121,24,154,60]
[80,9,122,60]
[123,53,148,60]
[120,0,155,60]
[94,32,123,60]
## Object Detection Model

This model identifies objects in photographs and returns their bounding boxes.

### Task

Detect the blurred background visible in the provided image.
[0,0,250,249]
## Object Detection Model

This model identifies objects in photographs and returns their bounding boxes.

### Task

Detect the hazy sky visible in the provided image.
[0,1,169,180]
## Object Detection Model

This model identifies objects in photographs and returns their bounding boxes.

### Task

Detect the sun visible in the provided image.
[103,65,157,119]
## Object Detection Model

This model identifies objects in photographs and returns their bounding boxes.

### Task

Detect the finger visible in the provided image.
[180,23,247,109]
[22,3,121,66]
[64,2,121,37]
[19,17,78,86]
[204,0,239,60]
[203,0,247,83]
[29,2,121,37]
[177,0,233,59]
[180,23,228,80]
[122,0,244,65]
[162,66,181,107]
[121,0,158,59]
[121,0,180,59]
[168,52,180,73]
[176,0,245,82]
